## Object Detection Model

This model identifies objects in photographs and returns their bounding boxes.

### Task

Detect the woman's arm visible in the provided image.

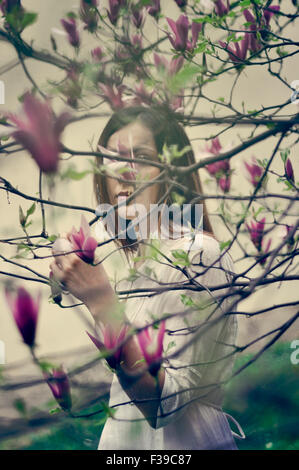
[50,240,165,428]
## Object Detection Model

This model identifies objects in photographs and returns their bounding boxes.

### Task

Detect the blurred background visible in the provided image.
[0,0,298,450]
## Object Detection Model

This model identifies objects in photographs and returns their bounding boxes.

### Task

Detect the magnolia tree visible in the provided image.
[0,0,298,446]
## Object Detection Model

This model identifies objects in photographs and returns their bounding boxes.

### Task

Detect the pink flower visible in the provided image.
[259,238,272,265]
[91,46,103,62]
[169,93,184,113]
[80,0,99,33]
[263,5,280,27]
[137,321,166,376]
[61,17,80,48]
[219,175,230,193]
[219,32,249,63]
[243,9,263,53]
[203,138,231,192]
[131,4,145,29]
[166,15,202,52]
[246,217,266,252]
[107,0,126,25]
[0,0,22,14]
[244,156,264,187]
[44,366,72,411]
[174,0,187,8]
[133,81,155,106]
[285,158,294,183]
[154,53,184,76]
[243,6,280,52]
[147,0,160,18]
[5,286,41,348]
[87,324,129,370]
[214,0,230,17]
[283,225,296,249]
[8,92,70,173]
[99,84,126,110]
[69,214,98,264]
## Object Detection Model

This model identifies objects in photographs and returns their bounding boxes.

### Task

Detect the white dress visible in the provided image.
[98,233,245,450]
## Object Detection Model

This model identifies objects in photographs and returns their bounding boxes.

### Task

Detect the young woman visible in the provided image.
[50,106,245,450]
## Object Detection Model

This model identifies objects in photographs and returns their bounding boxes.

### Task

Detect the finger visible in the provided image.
[50,262,64,282]
[58,252,79,269]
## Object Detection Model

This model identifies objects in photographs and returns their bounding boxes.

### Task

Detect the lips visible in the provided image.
[116,191,131,198]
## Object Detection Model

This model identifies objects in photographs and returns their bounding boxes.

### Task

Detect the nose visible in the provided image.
[122,160,136,181]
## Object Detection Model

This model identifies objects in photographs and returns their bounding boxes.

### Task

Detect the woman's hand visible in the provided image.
[49,233,116,321]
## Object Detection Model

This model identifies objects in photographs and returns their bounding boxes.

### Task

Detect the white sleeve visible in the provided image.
[155,238,238,429]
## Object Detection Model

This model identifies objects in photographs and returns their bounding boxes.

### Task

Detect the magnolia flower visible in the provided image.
[68,214,98,264]
[214,0,230,16]
[259,237,272,266]
[263,5,280,29]
[219,175,230,192]
[107,0,126,25]
[174,0,187,8]
[131,4,145,29]
[169,93,184,113]
[147,0,160,18]
[166,15,202,52]
[87,324,129,369]
[91,46,103,62]
[5,286,41,348]
[219,31,249,63]
[8,92,70,173]
[283,225,296,250]
[243,9,263,53]
[79,0,99,32]
[246,217,266,252]
[99,84,126,110]
[0,0,22,14]
[137,321,166,376]
[61,17,80,48]
[44,366,72,411]
[133,81,155,106]
[285,158,294,183]
[244,156,264,188]
[202,137,231,192]
[243,6,280,52]
[154,53,184,76]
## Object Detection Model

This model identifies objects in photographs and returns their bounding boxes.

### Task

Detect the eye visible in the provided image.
[137,154,153,162]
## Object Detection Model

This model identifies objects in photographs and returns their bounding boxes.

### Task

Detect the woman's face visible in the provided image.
[104,120,161,224]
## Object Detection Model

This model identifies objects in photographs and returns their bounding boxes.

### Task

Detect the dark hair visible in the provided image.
[94,105,215,257]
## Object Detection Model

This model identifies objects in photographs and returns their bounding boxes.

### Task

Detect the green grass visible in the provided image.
[1,341,298,450]
[223,342,299,450]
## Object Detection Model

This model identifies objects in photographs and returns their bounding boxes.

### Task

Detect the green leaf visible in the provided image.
[26,202,36,217]
[13,398,27,417]
[101,401,116,419]
[60,164,91,181]
[219,240,232,252]
[47,234,58,242]
[38,360,58,373]
[171,249,191,267]
[167,64,199,95]
[49,407,62,414]
[165,341,176,354]
[180,294,195,307]
[20,11,38,30]
[280,150,290,164]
